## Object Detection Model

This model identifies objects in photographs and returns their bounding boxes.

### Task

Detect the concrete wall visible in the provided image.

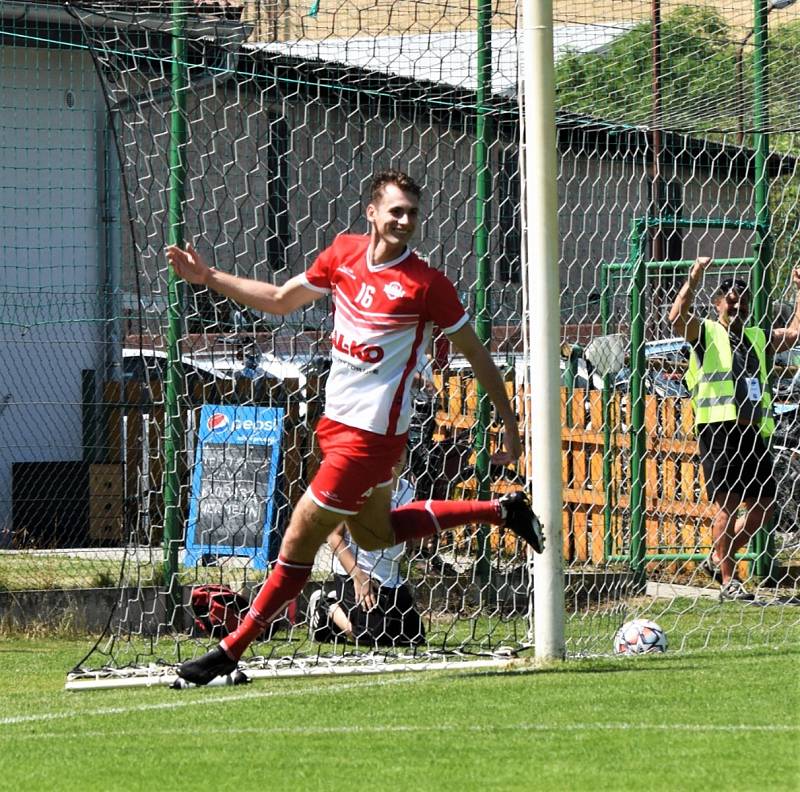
[118,83,497,333]
[558,148,754,327]
[118,77,757,345]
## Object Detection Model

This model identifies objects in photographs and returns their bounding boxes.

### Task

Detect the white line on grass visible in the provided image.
[6,721,799,742]
[0,674,423,728]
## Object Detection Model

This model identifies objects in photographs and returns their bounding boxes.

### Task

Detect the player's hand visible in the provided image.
[792,267,800,290]
[690,256,713,279]
[355,577,378,611]
[491,429,522,465]
[166,242,212,285]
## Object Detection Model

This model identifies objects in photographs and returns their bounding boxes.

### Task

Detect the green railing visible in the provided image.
[599,215,773,576]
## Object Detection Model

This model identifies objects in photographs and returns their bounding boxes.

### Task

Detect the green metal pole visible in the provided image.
[609,551,758,562]
[563,347,575,426]
[164,0,188,623]
[753,0,770,326]
[563,343,583,426]
[628,220,647,574]
[752,0,774,578]
[605,257,757,273]
[473,0,494,587]
[600,264,614,560]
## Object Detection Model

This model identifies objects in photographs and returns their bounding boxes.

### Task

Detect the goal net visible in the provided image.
[0,0,797,690]
[60,0,537,687]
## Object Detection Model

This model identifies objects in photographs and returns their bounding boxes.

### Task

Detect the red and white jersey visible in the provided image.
[300,234,469,436]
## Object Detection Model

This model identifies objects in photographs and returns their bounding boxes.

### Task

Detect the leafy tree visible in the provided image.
[556,6,739,132]
[555,6,800,292]
[769,175,800,297]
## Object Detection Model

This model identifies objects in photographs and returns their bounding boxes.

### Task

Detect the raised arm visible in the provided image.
[447,323,521,464]
[668,256,711,343]
[770,267,800,354]
[166,242,321,316]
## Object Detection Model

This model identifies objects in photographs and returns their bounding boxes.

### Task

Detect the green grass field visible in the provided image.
[1,637,798,792]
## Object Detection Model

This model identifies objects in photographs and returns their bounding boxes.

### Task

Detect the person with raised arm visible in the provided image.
[669,258,800,600]
[167,170,544,684]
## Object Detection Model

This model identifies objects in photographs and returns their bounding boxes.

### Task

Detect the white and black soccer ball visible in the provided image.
[613,619,667,656]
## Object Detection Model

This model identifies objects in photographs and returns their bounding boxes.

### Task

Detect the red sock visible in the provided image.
[390,499,503,542]
[221,554,312,661]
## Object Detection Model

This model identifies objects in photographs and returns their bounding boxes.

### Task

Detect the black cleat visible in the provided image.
[718,579,756,602]
[698,554,724,584]
[177,646,238,686]
[500,491,545,554]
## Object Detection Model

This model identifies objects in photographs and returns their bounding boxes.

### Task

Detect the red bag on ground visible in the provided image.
[190,584,299,639]
[190,584,250,638]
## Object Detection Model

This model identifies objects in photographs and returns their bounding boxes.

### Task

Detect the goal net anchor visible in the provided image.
[65,648,525,691]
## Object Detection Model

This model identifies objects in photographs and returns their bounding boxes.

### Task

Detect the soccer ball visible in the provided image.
[613,619,667,655]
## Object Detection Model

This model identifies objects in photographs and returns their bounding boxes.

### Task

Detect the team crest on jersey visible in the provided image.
[383,281,406,300]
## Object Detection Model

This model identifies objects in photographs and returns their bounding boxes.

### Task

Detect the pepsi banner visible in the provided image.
[185,405,284,570]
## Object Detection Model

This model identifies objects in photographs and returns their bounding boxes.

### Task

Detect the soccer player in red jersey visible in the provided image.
[167,170,544,684]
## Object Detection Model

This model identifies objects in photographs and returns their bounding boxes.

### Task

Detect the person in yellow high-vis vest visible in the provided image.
[669,258,800,600]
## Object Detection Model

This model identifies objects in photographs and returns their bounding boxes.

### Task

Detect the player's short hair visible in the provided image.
[714,277,749,301]
[369,170,422,203]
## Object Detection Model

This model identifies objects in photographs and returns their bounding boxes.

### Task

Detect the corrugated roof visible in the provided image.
[250,24,636,97]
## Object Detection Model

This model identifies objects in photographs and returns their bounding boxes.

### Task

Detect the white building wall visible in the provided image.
[0,45,104,544]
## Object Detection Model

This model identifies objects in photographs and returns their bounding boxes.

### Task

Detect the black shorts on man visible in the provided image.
[698,421,777,501]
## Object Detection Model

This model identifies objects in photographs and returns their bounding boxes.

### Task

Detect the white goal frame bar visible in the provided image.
[65,656,521,691]
[521,0,567,659]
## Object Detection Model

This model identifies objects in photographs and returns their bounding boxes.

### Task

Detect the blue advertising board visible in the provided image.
[185,405,284,570]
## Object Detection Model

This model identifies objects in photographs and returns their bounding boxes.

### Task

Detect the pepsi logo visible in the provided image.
[206,412,229,432]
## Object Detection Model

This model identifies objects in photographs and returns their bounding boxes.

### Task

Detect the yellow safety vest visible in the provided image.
[685,319,775,439]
